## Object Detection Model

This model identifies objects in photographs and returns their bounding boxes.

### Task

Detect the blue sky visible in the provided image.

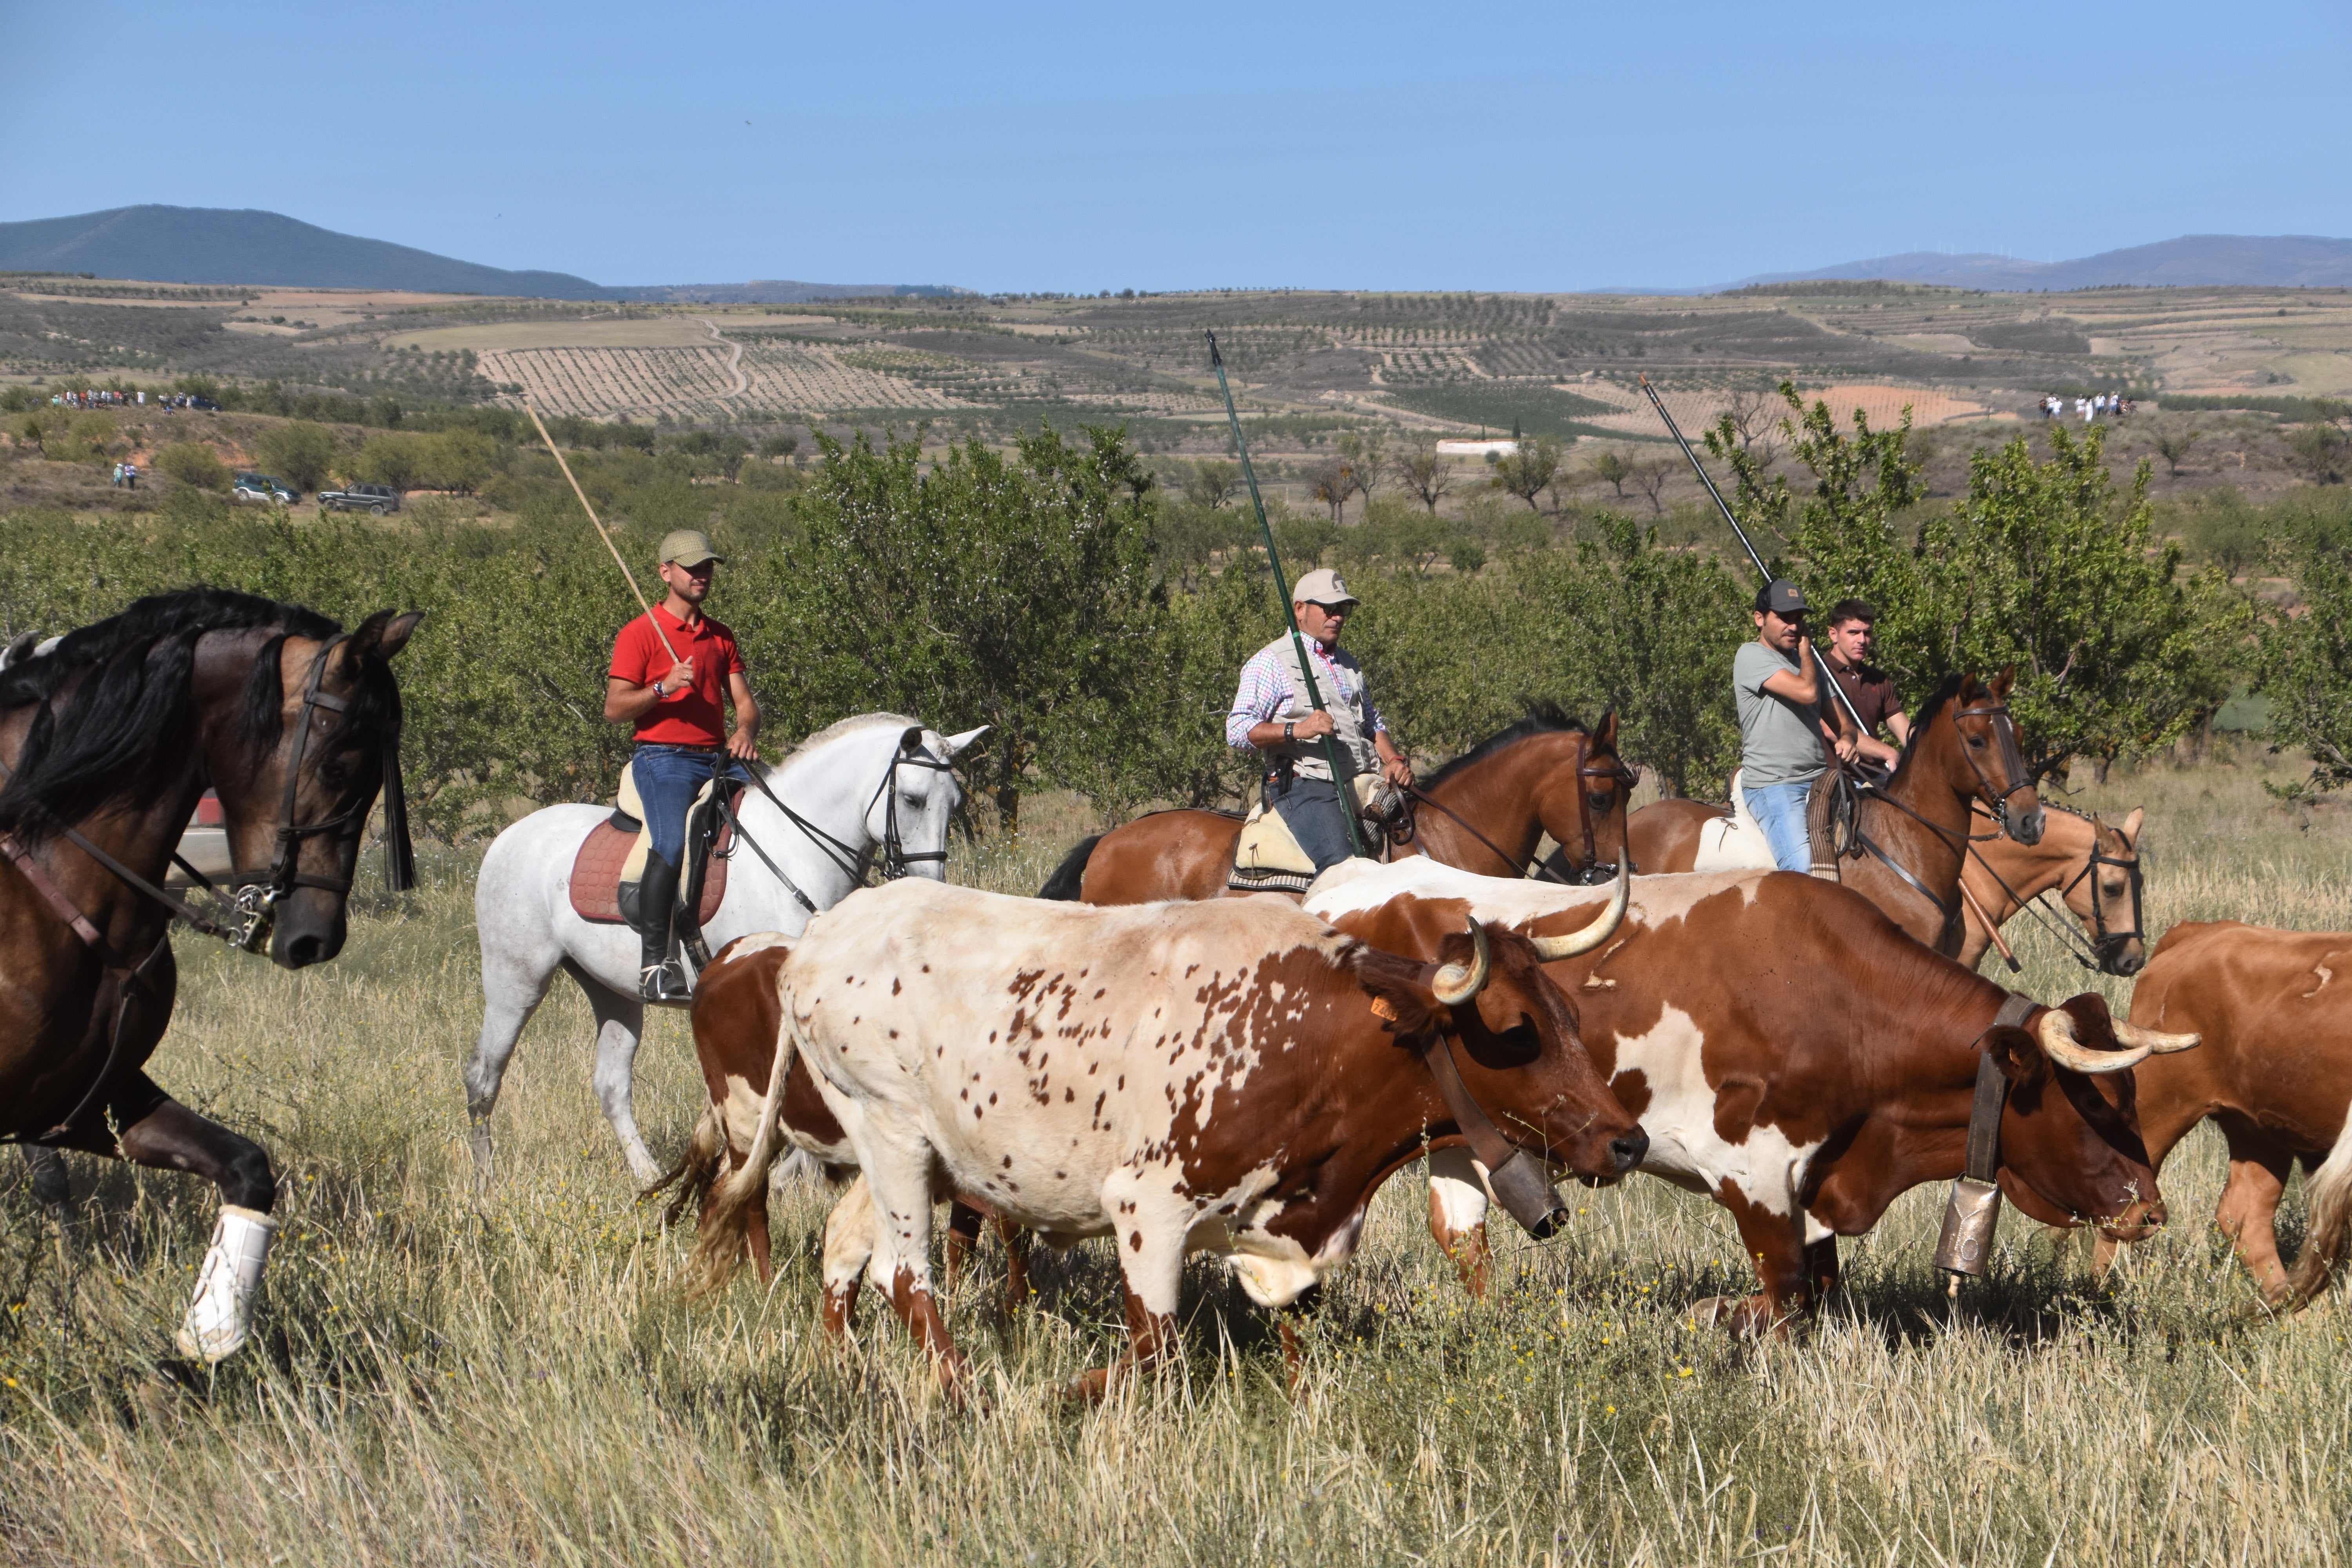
[6,0,2345,293]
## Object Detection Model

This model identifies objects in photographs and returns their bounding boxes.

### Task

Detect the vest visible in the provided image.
[1258,635,1381,782]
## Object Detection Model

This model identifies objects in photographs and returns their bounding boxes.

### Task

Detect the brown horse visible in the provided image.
[1,590,419,1364]
[1038,706,1639,905]
[1625,671,2044,955]
[1957,800,2146,976]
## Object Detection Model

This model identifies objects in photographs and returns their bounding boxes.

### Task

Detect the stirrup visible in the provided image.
[639,958,691,1003]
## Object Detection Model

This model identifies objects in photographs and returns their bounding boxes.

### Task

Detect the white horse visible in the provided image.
[465,713,985,1182]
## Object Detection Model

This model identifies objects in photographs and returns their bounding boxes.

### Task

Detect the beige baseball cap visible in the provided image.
[1292,567,1357,608]
[659,528,725,568]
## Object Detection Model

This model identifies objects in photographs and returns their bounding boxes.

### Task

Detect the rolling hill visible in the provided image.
[0,205,963,301]
[1711,234,2352,294]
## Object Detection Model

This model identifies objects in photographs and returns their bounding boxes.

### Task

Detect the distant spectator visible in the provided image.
[123,461,137,490]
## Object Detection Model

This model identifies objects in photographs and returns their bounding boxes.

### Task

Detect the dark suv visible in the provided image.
[318,481,402,515]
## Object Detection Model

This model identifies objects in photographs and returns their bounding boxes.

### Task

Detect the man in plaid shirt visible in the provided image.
[1226,568,1413,873]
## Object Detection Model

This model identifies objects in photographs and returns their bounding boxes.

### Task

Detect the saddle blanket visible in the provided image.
[567,768,741,926]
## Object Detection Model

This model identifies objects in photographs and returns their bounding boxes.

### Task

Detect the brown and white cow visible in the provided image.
[687,877,1644,1394]
[1305,860,2194,1334]
[2112,921,2352,1305]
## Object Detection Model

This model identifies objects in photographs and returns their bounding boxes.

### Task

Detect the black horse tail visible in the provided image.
[1035,835,1102,901]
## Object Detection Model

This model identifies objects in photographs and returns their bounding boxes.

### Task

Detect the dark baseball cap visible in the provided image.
[1754,579,1808,616]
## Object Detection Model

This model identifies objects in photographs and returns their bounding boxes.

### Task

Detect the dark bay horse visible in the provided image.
[1625,671,2044,956]
[1,590,419,1364]
[1039,706,1639,906]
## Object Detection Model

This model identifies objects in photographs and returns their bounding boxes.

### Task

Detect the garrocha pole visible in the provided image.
[1639,376,1867,736]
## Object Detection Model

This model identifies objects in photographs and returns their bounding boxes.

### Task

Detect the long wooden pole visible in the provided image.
[524,400,682,665]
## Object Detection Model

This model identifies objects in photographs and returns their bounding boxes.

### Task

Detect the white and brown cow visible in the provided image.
[688,877,1642,1394]
[1305,860,2195,1334]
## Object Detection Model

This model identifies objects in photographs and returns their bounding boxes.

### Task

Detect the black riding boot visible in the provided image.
[637,854,691,1003]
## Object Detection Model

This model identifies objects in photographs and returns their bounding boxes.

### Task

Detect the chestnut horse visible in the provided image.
[1,590,418,1364]
[1038,705,1639,905]
[1624,672,2044,956]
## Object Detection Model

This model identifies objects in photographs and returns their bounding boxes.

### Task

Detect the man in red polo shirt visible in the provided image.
[605,528,760,1000]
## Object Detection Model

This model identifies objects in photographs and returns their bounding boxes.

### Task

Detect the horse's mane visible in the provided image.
[1885,673,1970,786]
[771,711,925,775]
[1417,701,1588,793]
[0,588,385,844]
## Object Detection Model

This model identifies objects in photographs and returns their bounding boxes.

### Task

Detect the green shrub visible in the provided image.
[154,442,232,491]
[254,421,339,492]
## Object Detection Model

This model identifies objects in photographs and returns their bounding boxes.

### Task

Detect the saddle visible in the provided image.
[568,759,742,929]
[1226,774,1394,896]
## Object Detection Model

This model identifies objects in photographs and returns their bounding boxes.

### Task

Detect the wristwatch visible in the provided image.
[1283,721,1295,743]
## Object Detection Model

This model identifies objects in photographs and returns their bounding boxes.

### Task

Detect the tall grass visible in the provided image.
[7,752,2352,1564]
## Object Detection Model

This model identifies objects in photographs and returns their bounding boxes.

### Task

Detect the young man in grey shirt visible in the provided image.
[1733,579,1855,872]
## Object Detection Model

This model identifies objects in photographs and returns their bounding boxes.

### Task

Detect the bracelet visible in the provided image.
[652,680,667,699]
[1283,721,1295,743]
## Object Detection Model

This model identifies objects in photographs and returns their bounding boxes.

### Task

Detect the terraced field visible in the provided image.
[477,344,744,420]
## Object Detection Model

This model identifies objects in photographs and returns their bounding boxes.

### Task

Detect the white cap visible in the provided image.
[1292,568,1357,608]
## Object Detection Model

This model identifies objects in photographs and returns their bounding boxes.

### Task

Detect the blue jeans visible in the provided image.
[1268,773,1358,874]
[1744,779,1815,874]
[632,744,751,871]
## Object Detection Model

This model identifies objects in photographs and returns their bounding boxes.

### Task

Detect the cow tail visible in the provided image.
[2287,1134,2352,1306]
[644,1105,727,1227]
[684,991,801,1300]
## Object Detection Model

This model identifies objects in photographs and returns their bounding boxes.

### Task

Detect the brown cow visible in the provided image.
[1307,861,2193,1333]
[680,878,1643,1394]
[2112,921,2352,1304]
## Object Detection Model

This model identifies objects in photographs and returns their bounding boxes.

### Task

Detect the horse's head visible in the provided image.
[1944,670,2043,846]
[1542,710,1640,884]
[862,723,986,881]
[2064,806,2146,976]
[213,610,421,969]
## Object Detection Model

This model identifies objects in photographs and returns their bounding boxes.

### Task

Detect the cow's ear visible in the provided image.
[1348,948,1444,1038]
[1986,1026,2048,1090]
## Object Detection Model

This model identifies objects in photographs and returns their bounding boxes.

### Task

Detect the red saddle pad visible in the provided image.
[567,793,739,926]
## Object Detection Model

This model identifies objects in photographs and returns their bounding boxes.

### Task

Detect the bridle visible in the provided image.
[1951,699,2037,842]
[720,726,961,912]
[1404,734,1641,886]
[2060,831,2146,961]
[224,633,412,949]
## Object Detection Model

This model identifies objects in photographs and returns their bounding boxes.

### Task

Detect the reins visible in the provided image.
[717,726,960,914]
[1402,736,1638,885]
[1829,697,2035,944]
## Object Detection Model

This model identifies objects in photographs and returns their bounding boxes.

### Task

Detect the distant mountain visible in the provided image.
[1697,235,2352,294]
[0,205,964,301]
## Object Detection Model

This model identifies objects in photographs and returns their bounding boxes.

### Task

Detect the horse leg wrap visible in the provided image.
[175,1205,278,1363]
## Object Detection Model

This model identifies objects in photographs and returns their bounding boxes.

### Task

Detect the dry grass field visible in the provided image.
[7,744,2352,1564]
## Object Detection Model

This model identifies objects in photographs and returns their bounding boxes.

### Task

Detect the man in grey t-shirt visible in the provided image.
[1733,579,1855,872]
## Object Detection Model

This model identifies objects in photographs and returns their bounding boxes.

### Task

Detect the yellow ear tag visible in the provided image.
[1368,996,1400,1022]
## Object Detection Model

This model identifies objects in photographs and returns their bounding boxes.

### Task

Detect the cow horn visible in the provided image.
[2112,1019,2201,1054]
[1430,919,1492,1006]
[1529,859,1630,960]
[2036,1008,2151,1074]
